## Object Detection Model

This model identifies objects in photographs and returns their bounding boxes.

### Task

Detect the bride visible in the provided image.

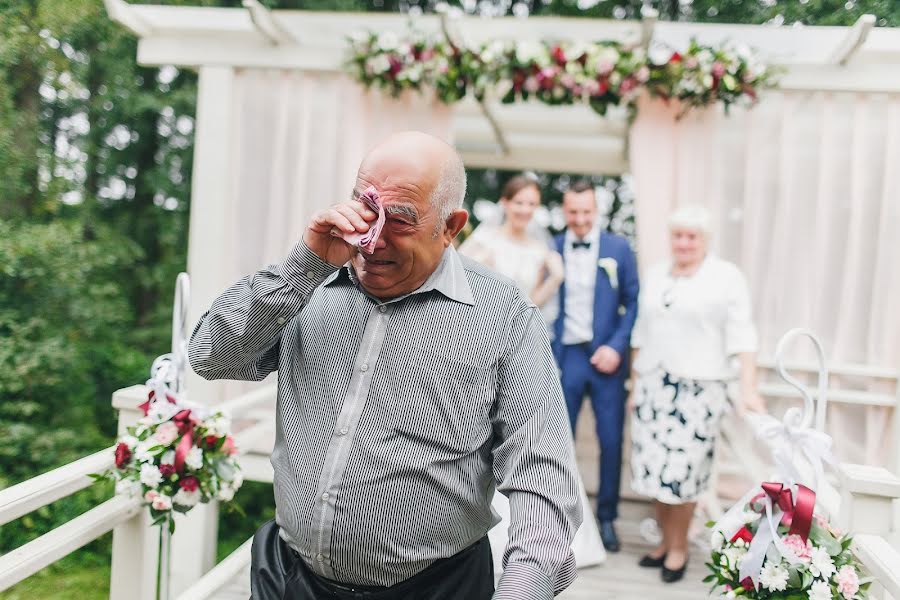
[458,174,606,572]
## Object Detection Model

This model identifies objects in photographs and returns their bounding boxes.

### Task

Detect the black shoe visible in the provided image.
[661,560,688,583]
[638,553,667,568]
[599,521,620,553]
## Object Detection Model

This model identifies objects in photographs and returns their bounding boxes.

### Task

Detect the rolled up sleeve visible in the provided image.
[491,306,582,599]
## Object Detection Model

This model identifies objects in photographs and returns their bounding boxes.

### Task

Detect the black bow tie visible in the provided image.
[571,240,592,250]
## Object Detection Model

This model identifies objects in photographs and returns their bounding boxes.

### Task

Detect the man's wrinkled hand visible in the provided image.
[304,200,378,266]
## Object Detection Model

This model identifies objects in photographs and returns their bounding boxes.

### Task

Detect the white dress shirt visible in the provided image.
[631,255,758,380]
[561,226,601,345]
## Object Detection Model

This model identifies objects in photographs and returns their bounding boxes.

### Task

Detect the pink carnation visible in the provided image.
[154,421,180,446]
[836,565,860,598]
[782,534,813,561]
[144,490,159,503]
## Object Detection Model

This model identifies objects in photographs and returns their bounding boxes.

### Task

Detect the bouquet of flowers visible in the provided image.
[706,481,870,599]
[96,386,243,533]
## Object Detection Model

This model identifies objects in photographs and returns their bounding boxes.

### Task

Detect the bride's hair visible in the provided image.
[500,174,541,202]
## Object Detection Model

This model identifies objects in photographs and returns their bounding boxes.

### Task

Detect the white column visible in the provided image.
[169,65,238,597]
[109,386,162,600]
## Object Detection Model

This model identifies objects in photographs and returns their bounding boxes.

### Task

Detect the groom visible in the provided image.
[552,180,639,552]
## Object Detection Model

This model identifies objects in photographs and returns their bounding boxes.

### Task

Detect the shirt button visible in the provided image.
[277,317,286,325]
[360,363,368,372]
[338,427,349,436]
[321,492,330,502]
[306,270,317,281]
[378,305,387,313]
[316,553,324,562]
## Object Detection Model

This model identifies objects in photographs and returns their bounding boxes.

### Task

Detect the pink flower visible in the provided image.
[152,494,172,511]
[636,66,650,83]
[560,74,576,89]
[144,490,159,503]
[154,421,179,446]
[524,77,540,93]
[782,534,813,561]
[684,56,698,69]
[619,76,639,94]
[222,435,237,456]
[712,61,726,78]
[835,565,860,598]
[596,60,615,76]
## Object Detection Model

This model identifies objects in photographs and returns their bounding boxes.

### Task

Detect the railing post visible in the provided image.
[836,463,900,535]
[109,385,161,600]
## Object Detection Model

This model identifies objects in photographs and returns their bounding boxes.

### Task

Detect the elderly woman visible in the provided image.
[628,205,765,583]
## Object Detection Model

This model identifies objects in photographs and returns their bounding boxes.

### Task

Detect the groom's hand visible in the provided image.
[304,200,378,266]
[590,345,621,374]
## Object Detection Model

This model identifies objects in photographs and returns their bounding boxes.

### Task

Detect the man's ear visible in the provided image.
[443,209,469,244]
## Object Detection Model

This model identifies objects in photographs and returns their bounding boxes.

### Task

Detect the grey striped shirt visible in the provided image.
[188,241,581,598]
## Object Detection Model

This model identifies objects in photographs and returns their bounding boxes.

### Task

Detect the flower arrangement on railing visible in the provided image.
[705,330,870,600]
[345,28,777,117]
[707,485,869,599]
[96,387,243,533]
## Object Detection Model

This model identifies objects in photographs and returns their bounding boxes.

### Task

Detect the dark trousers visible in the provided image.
[249,520,494,600]
[560,343,626,522]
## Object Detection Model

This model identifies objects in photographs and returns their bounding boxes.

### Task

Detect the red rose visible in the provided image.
[670,52,683,63]
[180,475,199,492]
[731,526,754,544]
[114,442,132,469]
[551,45,566,66]
[159,464,176,478]
[206,435,219,449]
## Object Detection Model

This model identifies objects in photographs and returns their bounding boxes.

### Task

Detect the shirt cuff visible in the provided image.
[279,240,339,295]
[494,562,572,600]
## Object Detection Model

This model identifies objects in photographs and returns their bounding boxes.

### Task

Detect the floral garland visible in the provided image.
[346,29,777,116]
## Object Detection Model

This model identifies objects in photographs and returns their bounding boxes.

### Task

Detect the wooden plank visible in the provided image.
[175,537,253,600]
[0,495,141,592]
[757,383,895,407]
[0,447,114,527]
[852,535,900,600]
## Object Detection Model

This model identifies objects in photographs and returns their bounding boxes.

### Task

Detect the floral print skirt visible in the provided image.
[630,369,732,504]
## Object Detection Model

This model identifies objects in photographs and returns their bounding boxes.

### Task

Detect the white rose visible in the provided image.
[115,478,141,497]
[134,440,156,462]
[377,31,399,51]
[808,580,831,600]
[711,530,725,551]
[140,463,163,488]
[367,55,392,75]
[217,486,235,502]
[173,488,201,508]
[185,447,204,470]
[120,435,139,449]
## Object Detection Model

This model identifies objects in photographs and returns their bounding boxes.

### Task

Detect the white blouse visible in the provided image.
[631,255,758,381]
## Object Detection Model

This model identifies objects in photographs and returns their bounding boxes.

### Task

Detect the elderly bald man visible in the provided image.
[189,132,581,600]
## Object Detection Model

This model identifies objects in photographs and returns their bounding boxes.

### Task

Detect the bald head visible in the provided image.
[358,132,466,231]
[349,132,469,300]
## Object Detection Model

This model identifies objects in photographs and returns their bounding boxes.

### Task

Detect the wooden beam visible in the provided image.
[175,537,253,600]
[0,496,141,592]
[103,0,153,37]
[0,447,114,527]
[829,14,876,66]
[242,0,295,45]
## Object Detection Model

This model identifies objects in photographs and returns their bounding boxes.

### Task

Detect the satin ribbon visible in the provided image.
[172,409,195,473]
[746,412,836,489]
[342,186,384,254]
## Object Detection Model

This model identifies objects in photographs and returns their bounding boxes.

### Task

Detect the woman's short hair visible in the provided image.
[500,174,541,201]
[669,204,713,236]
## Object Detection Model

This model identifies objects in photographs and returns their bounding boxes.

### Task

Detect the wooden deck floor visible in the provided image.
[210,500,710,599]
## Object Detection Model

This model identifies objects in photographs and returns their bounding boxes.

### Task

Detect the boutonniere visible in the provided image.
[598,257,618,289]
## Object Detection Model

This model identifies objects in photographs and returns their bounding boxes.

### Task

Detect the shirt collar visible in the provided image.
[323,246,475,306]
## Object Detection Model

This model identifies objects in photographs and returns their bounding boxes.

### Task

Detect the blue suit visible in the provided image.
[551,231,639,522]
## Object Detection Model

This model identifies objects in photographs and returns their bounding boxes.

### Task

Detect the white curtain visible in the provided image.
[628,92,900,466]
[229,70,453,273]
[195,70,452,402]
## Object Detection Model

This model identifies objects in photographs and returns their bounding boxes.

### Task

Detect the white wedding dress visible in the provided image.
[458,224,607,572]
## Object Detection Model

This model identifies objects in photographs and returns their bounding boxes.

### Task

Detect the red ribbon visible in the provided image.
[172,409,196,473]
[760,481,815,542]
[138,390,177,416]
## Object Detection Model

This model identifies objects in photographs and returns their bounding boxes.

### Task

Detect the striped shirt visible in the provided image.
[188,241,582,599]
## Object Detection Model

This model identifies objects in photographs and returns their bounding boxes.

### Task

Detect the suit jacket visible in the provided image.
[551,231,640,374]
